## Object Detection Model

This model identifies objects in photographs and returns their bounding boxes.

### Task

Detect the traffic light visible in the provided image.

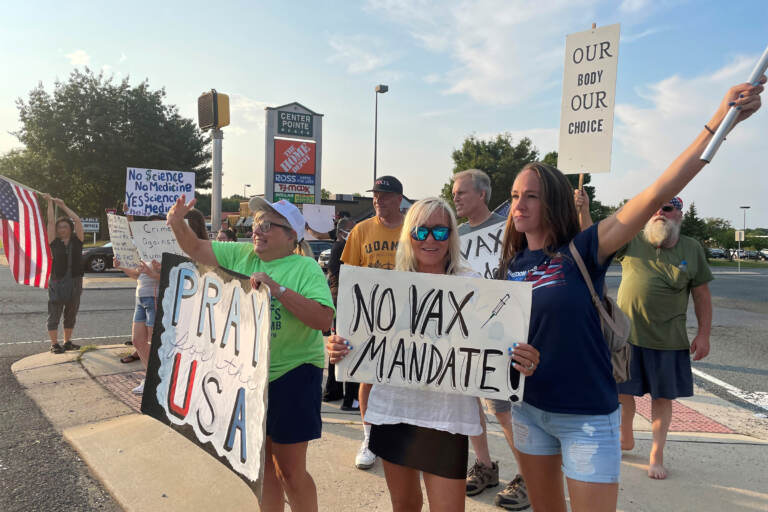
[198,89,230,130]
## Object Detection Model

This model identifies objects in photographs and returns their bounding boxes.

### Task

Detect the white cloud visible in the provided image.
[229,94,270,125]
[619,0,650,12]
[369,0,602,105]
[65,49,90,66]
[119,52,127,63]
[621,26,670,44]
[600,54,768,226]
[327,34,395,74]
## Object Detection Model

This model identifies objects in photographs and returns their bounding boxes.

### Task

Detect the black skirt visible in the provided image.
[369,423,468,479]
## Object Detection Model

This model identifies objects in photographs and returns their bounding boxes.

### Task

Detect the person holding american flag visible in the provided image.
[42,194,85,354]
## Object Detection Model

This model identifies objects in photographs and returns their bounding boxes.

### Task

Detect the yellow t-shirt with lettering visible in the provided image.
[341,216,402,269]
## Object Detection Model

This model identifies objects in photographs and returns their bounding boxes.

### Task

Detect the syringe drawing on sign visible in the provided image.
[481,293,510,328]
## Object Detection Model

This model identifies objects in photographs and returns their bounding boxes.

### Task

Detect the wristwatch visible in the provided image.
[275,285,287,299]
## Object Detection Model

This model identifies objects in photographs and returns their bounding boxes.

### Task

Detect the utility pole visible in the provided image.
[211,128,223,233]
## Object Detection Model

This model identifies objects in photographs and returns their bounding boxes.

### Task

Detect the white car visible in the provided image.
[318,248,331,271]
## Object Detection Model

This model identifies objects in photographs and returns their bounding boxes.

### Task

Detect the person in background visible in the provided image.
[340,175,405,470]
[168,195,334,512]
[453,168,529,510]
[322,216,359,410]
[576,192,713,480]
[44,195,84,354]
[327,197,538,512]
[216,228,237,241]
[496,79,762,512]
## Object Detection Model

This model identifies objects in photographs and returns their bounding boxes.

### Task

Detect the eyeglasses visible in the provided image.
[254,219,292,234]
[660,205,675,212]
[410,225,451,242]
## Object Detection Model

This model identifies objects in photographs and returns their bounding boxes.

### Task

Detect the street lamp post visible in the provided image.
[738,205,750,273]
[243,183,251,199]
[374,84,389,182]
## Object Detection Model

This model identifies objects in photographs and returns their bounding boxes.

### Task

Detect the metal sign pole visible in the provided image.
[212,128,223,234]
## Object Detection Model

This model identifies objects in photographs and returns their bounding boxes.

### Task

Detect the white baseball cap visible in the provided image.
[248,197,306,242]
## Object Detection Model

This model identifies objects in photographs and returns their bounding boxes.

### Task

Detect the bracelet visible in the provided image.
[704,124,724,139]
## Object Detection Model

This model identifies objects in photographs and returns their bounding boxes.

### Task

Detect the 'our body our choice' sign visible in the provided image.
[125,167,196,216]
[335,266,532,401]
[557,23,620,174]
[460,221,505,280]
[142,256,271,495]
[129,221,187,262]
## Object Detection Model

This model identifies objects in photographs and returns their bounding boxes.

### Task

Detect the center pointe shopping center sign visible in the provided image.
[264,102,323,204]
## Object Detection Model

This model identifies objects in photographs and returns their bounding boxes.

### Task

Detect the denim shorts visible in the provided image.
[512,402,621,483]
[133,296,157,327]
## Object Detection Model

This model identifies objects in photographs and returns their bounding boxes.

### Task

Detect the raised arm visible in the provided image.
[43,194,55,242]
[166,195,217,266]
[596,78,765,263]
[53,198,84,242]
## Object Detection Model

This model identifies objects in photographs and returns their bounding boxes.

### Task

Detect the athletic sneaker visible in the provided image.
[355,441,376,469]
[494,474,530,511]
[132,379,145,395]
[62,341,81,351]
[466,459,499,496]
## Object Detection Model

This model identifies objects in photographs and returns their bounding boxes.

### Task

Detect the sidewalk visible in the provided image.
[11,345,768,511]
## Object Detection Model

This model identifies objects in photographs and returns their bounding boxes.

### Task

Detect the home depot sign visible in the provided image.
[265,102,323,204]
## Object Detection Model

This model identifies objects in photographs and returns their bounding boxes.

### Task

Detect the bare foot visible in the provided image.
[648,463,667,479]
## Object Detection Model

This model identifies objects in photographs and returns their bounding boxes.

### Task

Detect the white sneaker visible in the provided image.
[355,441,376,469]
[132,379,145,395]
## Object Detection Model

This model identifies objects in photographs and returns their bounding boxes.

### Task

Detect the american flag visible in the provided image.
[0,177,51,288]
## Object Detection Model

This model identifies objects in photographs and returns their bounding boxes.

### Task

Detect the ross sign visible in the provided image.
[557,23,620,174]
[125,167,196,216]
[277,110,313,137]
[264,103,323,203]
[142,255,270,496]
[460,221,506,280]
[129,220,187,262]
[106,214,141,268]
[274,139,316,175]
[81,217,100,233]
[335,266,532,401]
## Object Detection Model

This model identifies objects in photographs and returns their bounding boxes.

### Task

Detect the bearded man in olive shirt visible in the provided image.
[615,197,713,481]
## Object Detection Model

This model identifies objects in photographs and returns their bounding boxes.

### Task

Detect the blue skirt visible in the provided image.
[617,345,693,400]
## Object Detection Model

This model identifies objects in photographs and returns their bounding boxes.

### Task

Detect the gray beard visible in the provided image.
[644,217,681,247]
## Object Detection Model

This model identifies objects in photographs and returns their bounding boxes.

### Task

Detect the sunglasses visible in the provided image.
[254,219,292,234]
[411,225,451,242]
[660,205,675,212]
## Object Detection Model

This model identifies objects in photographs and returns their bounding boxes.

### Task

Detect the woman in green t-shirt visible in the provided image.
[168,195,334,512]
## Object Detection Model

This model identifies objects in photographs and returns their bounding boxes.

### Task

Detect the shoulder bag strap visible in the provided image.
[568,240,619,333]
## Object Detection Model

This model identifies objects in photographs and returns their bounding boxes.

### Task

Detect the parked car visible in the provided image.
[307,240,333,261]
[82,242,114,273]
[760,249,768,261]
[318,248,332,271]
[744,250,759,260]
[707,248,726,259]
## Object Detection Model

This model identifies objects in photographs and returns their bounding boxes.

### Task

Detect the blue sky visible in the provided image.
[1,0,767,228]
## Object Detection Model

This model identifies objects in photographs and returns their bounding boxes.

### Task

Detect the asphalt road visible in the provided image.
[0,264,766,511]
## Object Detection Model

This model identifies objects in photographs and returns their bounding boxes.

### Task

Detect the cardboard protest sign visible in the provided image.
[459,221,505,279]
[335,266,532,401]
[106,214,141,268]
[557,23,620,174]
[303,204,335,233]
[125,167,196,216]
[129,220,187,262]
[142,254,271,497]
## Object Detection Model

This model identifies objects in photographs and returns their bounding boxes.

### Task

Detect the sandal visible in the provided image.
[120,353,140,364]
[50,343,64,354]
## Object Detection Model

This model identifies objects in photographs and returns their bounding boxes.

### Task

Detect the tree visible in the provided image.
[681,202,708,245]
[0,68,210,226]
[321,188,331,200]
[195,194,244,217]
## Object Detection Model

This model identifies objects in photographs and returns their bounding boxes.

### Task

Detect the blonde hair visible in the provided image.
[395,197,469,275]
[294,240,313,257]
